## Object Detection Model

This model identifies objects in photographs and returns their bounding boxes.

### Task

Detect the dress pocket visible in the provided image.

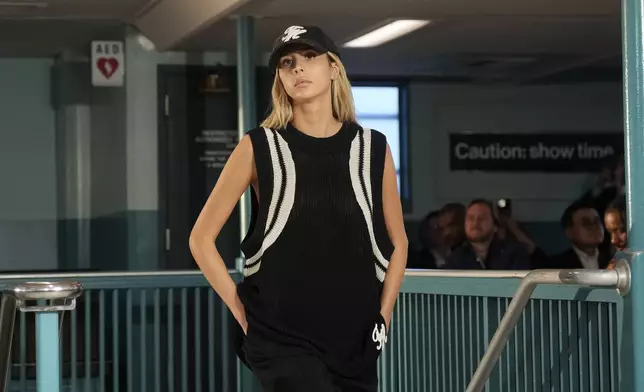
[231,317,251,369]
[365,313,388,363]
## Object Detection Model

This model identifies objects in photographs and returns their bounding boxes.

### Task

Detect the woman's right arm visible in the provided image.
[189,134,256,334]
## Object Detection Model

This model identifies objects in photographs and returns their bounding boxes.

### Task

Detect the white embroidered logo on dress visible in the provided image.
[282,26,307,42]
[372,323,387,350]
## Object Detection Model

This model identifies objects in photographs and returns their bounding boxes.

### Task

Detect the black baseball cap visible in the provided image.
[268,25,340,72]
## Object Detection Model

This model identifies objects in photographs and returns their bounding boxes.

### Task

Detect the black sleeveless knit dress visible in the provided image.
[235,121,394,382]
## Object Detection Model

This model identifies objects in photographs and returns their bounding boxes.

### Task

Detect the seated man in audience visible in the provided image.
[444,199,531,270]
[546,202,611,269]
[408,211,449,269]
[437,202,466,253]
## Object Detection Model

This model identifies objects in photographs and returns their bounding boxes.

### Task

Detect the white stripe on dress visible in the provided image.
[244,129,296,277]
[349,128,389,282]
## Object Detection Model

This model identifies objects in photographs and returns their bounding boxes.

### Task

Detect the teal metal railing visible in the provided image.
[385,270,628,392]
[0,268,631,392]
[0,271,239,392]
[383,290,621,392]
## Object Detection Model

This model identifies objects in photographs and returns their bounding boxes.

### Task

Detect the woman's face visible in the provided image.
[604,210,627,251]
[277,47,336,103]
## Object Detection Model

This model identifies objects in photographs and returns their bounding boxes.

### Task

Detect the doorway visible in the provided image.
[157,64,271,270]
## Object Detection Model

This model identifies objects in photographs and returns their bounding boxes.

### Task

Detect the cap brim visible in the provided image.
[268,40,328,71]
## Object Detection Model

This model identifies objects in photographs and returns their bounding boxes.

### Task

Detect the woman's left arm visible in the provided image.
[380,144,409,330]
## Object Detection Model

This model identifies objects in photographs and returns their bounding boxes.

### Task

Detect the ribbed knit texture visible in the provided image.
[238,121,393,378]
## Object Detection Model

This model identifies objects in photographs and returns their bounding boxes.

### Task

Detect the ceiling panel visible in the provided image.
[0,0,157,20]
[174,0,622,80]
[0,20,124,57]
[0,0,623,81]
[179,16,389,52]
[375,17,620,54]
[0,0,156,56]
[234,0,619,18]
[178,11,621,79]
[182,15,619,53]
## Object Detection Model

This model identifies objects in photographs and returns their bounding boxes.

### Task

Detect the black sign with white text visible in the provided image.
[194,129,238,170]
[449,133,623,172]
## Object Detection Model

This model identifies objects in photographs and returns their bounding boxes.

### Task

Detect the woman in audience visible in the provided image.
[605,197,627,269]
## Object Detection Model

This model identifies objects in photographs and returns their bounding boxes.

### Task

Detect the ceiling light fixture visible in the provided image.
[136,34,156,52]
[343,19,431,48]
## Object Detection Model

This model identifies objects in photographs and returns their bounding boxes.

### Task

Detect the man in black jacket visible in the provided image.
[444,199,531,270]
[546,202,611,269]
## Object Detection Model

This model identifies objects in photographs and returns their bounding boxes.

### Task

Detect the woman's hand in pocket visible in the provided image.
[242,319,248,335]
[231,295,248,335]
[381,311,391,332]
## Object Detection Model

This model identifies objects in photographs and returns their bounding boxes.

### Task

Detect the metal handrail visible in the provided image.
[0,270,211,280]
[405,269,531,279]
[0,268,521,281]
[463,261,631,392]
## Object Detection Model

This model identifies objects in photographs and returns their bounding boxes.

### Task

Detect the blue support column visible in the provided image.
[236,15,257,270]
[36,312,60,392]
[622,0,644,389]
[235,15,262,392]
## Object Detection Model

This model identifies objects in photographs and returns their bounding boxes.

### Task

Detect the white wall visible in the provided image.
[0,50,622,270]
[0,58,58,270]
[408,83,623,221]
[124,26,232,212]
[50,31,232,271]
[121,27,231,270]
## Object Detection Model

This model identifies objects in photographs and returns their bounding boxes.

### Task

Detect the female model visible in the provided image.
[189,25,408,392]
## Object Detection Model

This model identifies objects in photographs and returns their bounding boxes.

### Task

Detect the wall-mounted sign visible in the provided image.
[449,133,623,172]
[91,41,125,87]
[195,130,238,169]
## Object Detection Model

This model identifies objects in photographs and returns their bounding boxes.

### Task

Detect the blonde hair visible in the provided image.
[260,52,356,129]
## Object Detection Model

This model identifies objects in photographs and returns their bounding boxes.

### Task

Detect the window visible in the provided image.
[351,84,409,207]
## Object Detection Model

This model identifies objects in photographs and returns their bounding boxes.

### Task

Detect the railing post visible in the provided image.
[482,297,500,391]
[235,14,263,392]
[0,295,17,391]
[622,0,644,389]
[8,281,83,392]
[36,312,60,392]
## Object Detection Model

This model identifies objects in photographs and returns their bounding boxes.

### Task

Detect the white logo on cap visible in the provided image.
[282,26,307,43]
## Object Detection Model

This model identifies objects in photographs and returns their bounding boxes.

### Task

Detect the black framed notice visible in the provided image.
[449,133,624,172]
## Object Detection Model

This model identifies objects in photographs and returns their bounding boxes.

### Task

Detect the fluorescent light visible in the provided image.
[136,34,156,52]
[343,20,431,48]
